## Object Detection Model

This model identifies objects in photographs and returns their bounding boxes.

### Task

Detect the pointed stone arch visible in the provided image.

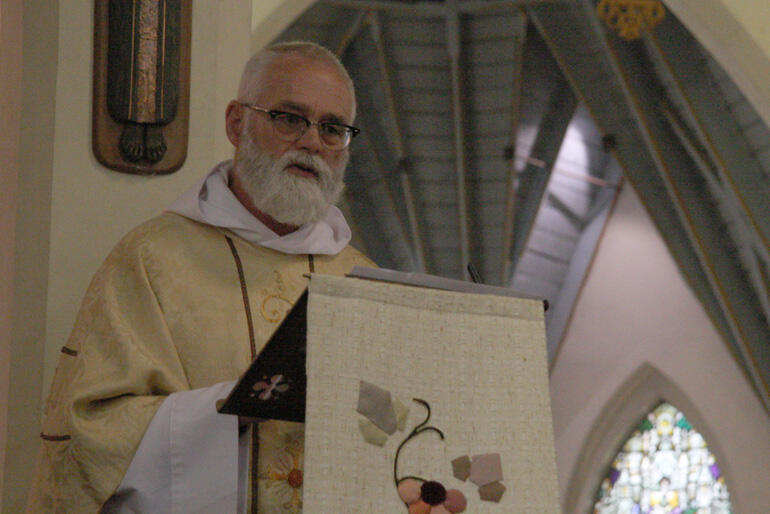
[564,363,736,513]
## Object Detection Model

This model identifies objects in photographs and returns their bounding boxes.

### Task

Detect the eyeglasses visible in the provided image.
[239,103,360,150]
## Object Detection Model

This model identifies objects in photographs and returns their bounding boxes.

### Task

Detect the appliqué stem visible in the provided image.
[393,398,445,487]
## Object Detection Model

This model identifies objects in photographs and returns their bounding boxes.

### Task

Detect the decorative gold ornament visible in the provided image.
[260,271,292,322]
[597,0,666,40]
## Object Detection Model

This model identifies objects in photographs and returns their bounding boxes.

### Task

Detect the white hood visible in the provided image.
[167,160,352,255]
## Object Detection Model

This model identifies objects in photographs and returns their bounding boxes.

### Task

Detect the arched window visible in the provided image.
[593,402,733,513]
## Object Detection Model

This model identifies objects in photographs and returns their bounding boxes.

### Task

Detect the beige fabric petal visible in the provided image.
[358,418,388,446]
[393,396,410,432]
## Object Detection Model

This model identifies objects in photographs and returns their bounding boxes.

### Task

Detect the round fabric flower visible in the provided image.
[263,452,303,513]
[398,478,467,513]
[257,421,304,513]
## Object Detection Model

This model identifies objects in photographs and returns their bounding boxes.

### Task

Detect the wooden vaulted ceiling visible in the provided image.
[274,0,770,410]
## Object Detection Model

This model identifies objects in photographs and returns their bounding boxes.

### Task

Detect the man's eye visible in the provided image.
[321,124,345,137]
[277,113,306,126]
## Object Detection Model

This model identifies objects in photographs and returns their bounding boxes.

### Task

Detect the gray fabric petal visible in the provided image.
[478,481,506,502]
[470,453,503,486]
[452,455,472,481]
[356,380,397,434]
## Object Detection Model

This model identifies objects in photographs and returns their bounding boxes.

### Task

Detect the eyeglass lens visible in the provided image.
[271,113,350,149]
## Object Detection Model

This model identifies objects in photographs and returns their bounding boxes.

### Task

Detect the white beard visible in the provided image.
[234,137,347,227]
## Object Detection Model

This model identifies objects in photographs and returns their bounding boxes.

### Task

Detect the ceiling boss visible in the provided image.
[597,0,666,40]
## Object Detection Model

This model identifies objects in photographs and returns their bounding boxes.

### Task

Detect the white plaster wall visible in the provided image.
[0,1,23,510]
[42,1,254,394]
[249,0,317,51]
[2,0,59,511]
[550,184,770,512]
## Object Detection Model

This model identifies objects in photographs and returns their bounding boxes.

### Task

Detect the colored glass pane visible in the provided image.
[593,402,732,513]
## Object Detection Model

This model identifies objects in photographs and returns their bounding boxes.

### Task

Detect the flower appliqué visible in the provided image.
[252,374,290,400]
[398,479,467,514]
[356,381,507,509]
[394,399,467,513]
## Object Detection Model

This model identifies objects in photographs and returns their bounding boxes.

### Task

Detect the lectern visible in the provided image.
[300,273,561,512]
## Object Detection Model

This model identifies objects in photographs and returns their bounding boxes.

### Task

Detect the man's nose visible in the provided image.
[293,123,324,153]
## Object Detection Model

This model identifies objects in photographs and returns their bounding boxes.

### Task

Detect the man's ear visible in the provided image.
[225,100,243,147]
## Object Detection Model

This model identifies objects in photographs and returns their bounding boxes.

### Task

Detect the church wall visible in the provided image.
[248,0,317,52]
[663,0,770,128]
[0,1,23,510]
[2,0,59,511]
[550,184,770,512]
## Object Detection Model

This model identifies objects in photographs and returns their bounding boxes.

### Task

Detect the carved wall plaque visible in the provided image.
[93,0,192,175]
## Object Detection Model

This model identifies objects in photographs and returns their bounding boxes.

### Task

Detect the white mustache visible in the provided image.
[279,151,333,179]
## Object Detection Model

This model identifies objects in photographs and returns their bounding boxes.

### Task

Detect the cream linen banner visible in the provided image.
[304,274,560,512]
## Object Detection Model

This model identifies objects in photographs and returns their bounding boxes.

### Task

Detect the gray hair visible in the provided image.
[237,41,356,117]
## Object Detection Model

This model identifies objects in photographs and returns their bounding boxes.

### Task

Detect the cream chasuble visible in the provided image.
[28,210,373,512]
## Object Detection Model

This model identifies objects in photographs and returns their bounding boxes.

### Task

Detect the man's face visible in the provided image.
[232,54,355,226]
[247,54,355,169]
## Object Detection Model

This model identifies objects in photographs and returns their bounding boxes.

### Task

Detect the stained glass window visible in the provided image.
[593,402,732,514]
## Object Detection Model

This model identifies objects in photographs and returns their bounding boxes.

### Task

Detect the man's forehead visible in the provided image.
[256,54,355,122]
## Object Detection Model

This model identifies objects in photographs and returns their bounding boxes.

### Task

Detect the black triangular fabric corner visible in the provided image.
[218,290,308,422]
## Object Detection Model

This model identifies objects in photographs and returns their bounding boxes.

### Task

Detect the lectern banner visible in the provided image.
[303,274,560,512]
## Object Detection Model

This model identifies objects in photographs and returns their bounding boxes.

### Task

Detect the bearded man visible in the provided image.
[27,42,373,513]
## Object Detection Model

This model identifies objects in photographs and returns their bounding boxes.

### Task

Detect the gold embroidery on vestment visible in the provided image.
[260,271,291,322]
[261,295,292,322]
